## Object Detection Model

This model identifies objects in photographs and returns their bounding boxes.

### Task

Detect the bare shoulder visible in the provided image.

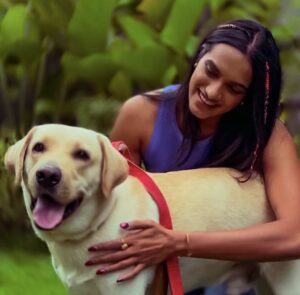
[265,120,294,150]
[264,119,298,169]
[110,91,161,164]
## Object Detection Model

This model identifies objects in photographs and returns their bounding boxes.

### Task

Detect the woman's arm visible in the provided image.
[175,120,300,261]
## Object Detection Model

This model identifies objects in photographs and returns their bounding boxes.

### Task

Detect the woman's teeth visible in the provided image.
[198,90,217,106]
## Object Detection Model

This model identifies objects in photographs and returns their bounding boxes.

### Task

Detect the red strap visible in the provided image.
[112,141,184,295]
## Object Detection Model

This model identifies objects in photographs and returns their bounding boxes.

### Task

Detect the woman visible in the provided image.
[86,20,300,294]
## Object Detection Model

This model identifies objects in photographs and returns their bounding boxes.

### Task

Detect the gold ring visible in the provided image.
[120,238,128,250]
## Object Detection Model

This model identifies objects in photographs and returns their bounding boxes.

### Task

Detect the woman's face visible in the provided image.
[188,43,252,125]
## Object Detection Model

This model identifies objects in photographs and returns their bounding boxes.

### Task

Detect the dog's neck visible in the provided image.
[82,192,118,239]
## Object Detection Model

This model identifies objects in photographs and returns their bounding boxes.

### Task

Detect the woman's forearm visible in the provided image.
[173,220,300,261]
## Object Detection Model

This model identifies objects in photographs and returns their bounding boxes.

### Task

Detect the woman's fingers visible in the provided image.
[88,220,156,252]
[88,220,157,252]
[86,249,132,265]
[88,236,131,251]
[96,257,138,275]
[116,264,145,282]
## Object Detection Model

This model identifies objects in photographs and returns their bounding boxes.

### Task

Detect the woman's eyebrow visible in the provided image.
[206,59,248,90]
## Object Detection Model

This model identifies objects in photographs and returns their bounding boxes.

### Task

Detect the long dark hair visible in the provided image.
[159,19,282,176]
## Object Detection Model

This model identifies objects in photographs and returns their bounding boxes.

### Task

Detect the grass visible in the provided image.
[0,232,67,295]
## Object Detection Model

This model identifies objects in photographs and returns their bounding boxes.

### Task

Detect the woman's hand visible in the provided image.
[85,220,179,282]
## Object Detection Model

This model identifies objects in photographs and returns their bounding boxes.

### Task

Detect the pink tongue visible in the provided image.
[32,196,66,230]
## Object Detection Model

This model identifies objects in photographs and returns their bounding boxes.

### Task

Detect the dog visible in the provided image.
[4,124,300,295]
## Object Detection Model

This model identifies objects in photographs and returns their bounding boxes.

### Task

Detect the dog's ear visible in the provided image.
[98,134,129,198]
[4,127,36,185]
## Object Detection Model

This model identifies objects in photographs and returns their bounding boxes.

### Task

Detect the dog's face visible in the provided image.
[5,124,128,241]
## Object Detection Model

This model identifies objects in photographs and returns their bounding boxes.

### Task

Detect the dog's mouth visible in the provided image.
[31,193,83,231]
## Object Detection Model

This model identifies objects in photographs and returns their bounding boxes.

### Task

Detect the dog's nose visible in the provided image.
[36,166,62,188]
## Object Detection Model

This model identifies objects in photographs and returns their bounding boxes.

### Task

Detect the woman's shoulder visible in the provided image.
[263,119,297,166]
[117,84,179,122]
[110,91,161,163]
[119,91,160,121]
[268,120,293,147]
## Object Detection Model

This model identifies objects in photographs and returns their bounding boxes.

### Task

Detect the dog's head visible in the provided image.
[4,124,128,241]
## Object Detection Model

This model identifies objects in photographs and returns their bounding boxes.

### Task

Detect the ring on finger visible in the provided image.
[120,238,129,250]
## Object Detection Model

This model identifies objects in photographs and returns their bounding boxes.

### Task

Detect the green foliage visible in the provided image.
[0,0,299,231]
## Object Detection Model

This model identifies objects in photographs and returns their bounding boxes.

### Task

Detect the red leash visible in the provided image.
[112,141,184,295]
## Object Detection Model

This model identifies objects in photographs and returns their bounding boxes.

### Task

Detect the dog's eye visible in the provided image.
[73,149,90,161]
[33,142,45,153]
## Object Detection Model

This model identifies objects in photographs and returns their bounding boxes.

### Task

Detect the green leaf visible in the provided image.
[185,35,200,58]
[208,0,227,13]
[108,71,133,101]
[62,52,117,85]
[67,0,118,56]
[1,4,41,63]
[74,95,121,133]
[117,14,158,48]
[117,0,139,7]
[238,2,269,19]
[30,0,74,46]
[160,0,206,54]
[1,5,26,43]
[115,44,173,86]
[214,7,252,21]
[137,0,173,25]
[271,25,293,44]
[161,64,177,85]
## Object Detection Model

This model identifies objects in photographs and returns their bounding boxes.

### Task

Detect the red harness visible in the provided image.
[112,141,184,295]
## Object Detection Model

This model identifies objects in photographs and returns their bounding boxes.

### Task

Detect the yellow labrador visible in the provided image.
[4,124,300,295]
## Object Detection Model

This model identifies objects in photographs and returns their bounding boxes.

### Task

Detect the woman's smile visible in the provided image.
[196,88,219,108]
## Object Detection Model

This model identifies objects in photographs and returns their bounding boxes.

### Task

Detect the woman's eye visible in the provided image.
[228,85,245,95]
[205,64,217,78]
[73,149,90,161]
[32,143,45,152]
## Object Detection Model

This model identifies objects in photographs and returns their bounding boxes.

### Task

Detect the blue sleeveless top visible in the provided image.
[142,85,212,172]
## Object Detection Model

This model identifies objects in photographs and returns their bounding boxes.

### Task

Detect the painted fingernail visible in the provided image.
[96,268,107,275]
[88,246,97,251]
[116,278,125,283]
[120,222,129,229]
[85,260,94,266]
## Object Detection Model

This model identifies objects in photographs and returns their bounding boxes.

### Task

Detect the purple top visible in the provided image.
[142,85,212,172]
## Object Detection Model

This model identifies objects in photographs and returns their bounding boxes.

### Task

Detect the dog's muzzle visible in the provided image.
[31,164,83,231]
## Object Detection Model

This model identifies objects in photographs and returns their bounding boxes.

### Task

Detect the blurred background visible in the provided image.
[0,0,299,294]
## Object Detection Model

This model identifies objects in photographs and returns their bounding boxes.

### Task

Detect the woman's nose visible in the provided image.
[206,82,223,101]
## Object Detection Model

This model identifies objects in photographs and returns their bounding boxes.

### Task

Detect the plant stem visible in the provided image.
[0,62,13,128]
[32,38,52,125]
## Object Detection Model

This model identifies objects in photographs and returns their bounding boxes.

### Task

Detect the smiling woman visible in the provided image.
[188,44,252,136]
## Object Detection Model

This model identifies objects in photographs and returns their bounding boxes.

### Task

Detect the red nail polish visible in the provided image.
[117,278,125,283]
[85,261,93,266]
[96,268,107,275]
[88,246,97,251]
[120,222,129,229]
